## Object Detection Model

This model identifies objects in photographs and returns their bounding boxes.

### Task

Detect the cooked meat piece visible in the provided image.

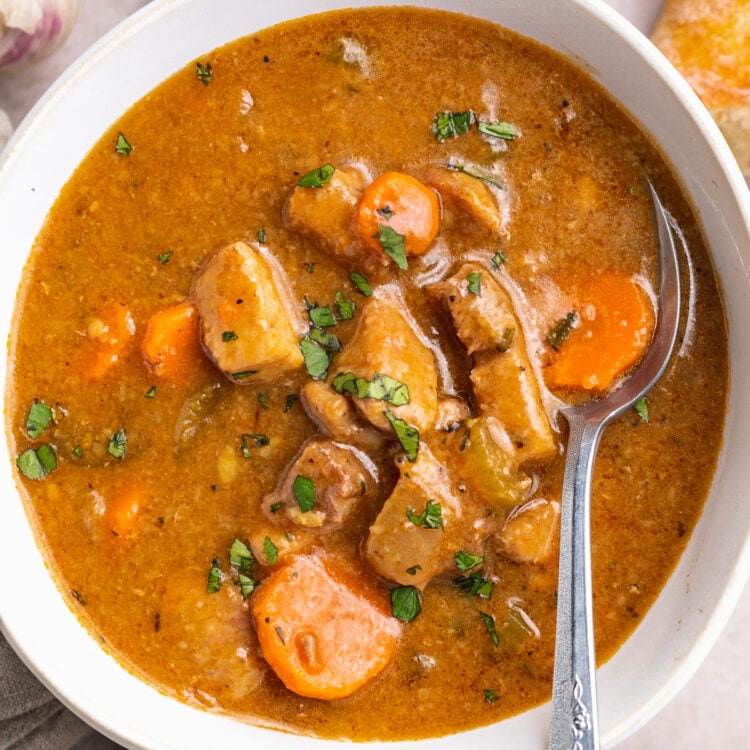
[283,164,370,263]
[193,241,303,383]
[300,380,385,451]
[435,397,470,432]
[331,297,439,434]
[471,349,557,464]
[365,443,492,589]
[250,437,375,564]
[497,497,560,564]
[428,262,517,355]
[431,262,557,464]
[422,165,503,235]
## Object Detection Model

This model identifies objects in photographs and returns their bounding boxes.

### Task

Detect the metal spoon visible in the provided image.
[548,184,681,750]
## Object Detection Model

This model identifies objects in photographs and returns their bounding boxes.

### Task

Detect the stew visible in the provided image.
[6,6,728,741]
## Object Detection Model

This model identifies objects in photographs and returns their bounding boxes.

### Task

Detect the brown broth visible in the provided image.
[7,7,727,741]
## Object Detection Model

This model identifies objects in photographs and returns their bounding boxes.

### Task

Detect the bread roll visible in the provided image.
[651,0,750,173]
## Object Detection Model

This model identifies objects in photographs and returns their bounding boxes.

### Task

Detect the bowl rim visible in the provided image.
[1,1,750,749]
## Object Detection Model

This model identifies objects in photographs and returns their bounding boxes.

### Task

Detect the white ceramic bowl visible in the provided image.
[1,1,749,748]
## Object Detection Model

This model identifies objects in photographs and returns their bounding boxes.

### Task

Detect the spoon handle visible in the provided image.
[548,413,603,750]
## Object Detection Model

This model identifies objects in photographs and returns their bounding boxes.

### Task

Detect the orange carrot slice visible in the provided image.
[141,301,204,380]
[545,273,655,391]
[354,172,440,263]
[79,302,135,381]
[252,554,402,700]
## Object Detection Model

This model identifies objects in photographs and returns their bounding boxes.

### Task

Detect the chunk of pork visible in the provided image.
[365,444,492,589]
[331,297,439,434]
[250,437,375,564]
[193,241,302,383]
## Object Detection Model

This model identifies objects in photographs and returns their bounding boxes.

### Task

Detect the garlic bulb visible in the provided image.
[0,0,79,69]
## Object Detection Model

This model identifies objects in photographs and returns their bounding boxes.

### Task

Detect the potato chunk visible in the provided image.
[422,165,503,235]
[498,498,560,564]
[365,444,490,588]
[331,297,439,434]
[283,164,368,262]
[193,241,303,383]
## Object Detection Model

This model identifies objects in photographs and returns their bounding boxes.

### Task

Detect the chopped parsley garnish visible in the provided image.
[297,163,335,188]
[455,550,484,572]
[284,394,299,412]
[406,499,444,529]
[484,689,499,704]
[72,445,83,458]
[207,557,222,593]
[16,444,57,480]
[433,110,476,141]
[635,397,649,424]
[377,205,394,219]
[237,573,256,599]
[106,429,128,460]
[480,611,500,646]
[26,401,53,439]
[478,120,518,140]
[445,161,506,190]
[300,336,334,380]
[157,251,173,264]
[232,369,259,380]
[406,564,422,576]
[349,271,373,296]
[292,475,316,513]
[490,251,506,270]
[222,330,239,342]
[308,304,336,328]
[308,326,342,351]
[385,410,419,462]
[454,570,494,599]
[304,262,316,273]
[332,371,410,406]
[145,386,157,398]
[115,132,133,156]
[257,228,266,244]
[196,61,213,85]
[546,311,578,351]
[334,290,355,320]
[257,391,270,409]
[466,272,482,296]
[263,536,279,564]
[240,433,270,458]
[391,585,422,622]
[229,537,254,574]
[376,225,408,270]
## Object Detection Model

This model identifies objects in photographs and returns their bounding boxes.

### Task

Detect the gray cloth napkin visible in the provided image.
[0,634,120,750]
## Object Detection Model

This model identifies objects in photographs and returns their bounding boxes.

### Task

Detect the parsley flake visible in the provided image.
[635,397,649,424]
[478,120,518,140]
[406,499,444,529]
[546,311,578,351]
[106,429,128,460]
[391,585,422,622]
[222,330,239,342]
[334,290,355,320]
[16,444,57,480]
[284,394,299,413]
[207,557,222,593]
[466,272,482,296]
[196,61,213,85]
[433,110,475,141]
[157,251,173,264]
[115,132,133,156]
[26,401,53,439]
[385,410,420,462]
[490,251,506,270]
[292,475,316,513]
[454,570,494,599]
[455,550,484,572]
[298,163,335,188]
[263,536,279,564]
[300,336,334,380]
[349,271,373,297]
[145,386,157,398]
[480,611,500,646]
[332,371,410,406]
[377,225,408,270]
[240,433,270,458]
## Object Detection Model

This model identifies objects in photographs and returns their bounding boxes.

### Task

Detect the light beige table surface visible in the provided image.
[1,1,748,748]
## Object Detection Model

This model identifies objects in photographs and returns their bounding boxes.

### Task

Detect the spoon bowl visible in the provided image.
[548,184,681,750]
